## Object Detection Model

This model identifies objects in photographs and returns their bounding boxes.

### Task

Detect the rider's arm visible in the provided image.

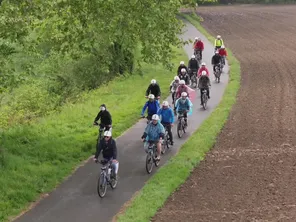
[159,124,165,139]
[94,111,101,123]
[112,140,117,160]
[95,140,103,159]
[169,109,175,123]
[107,111,112,125]
[157,84,161,96]
[211,57,214,65]
[141,102,148,116]
[145,84,151,96]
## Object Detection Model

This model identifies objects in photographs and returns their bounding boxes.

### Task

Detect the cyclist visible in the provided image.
[146,79,161,101]
[211,51,222,72]
[197,62,210,78]
[214,35,224,51]
[193,37,204,60]
[175,80,190,100]
[178,68,190,85]
[188,55,199,78]
[93,104,112,131]
[157,101,175,145]
[177,61,188,75]
[141,114,165,161]
[198,71,211,105]
[141,94,160,121]
[218,45,227,66]
[93,130,119,180]
[175,92,191,126]
[169,76,180,107]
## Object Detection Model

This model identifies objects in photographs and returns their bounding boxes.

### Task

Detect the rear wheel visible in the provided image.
[97,173,107,198]
[202,93,208,110]
[146,152,153,174]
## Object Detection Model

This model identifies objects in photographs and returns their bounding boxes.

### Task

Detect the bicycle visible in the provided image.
[213,64,221,83]
[96,159,118,198]
[201,89,209,110]
[190,70,198,88]
[177,112,187,138]
[144,140,160,174]
[194,49,202,65]
[161,124,171,154]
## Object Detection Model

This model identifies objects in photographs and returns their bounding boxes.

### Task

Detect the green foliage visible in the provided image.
[0,47,188,222]
[0,0,184,128]
[116,14,241,222]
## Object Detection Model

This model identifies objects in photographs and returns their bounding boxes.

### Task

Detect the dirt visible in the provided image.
[153,5,296,222]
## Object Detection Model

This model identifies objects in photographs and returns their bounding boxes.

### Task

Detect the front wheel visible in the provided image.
[97,173,107,198]
[146,152,153,174]
[177,121,183,138]
[202,93,208,110]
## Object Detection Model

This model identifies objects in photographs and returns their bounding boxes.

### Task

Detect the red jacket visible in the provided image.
[197,67,209,78]
[219,49,227,56]
[194,41,204,51]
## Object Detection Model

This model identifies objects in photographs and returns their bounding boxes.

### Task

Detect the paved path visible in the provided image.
[14,20,229,222]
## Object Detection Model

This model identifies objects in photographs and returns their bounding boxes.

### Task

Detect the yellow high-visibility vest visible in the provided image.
[215,39,223,47]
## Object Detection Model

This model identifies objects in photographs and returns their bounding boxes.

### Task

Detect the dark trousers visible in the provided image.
[162,122,173,142]
[200,88,210,103]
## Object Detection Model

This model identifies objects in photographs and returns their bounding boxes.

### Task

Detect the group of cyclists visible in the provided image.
[92,35,228,180]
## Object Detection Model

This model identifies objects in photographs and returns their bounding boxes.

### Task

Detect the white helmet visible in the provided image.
[180,61,185,65]
[174,76,180,81]
[151,79,156,84]
[191,55,195,59]
[217,35,221,39]
[197,37,201,41]
[151,114,160,121]
[195,37,198,40]
[221,45,225,49]
[202,71,207,76]
[180,80,185,85]
[181,68,186,73]
[201,62,206,66]
[104,130,112,137]
[181,92,187,97]
[162,101,169,107]
[148,94,155,99]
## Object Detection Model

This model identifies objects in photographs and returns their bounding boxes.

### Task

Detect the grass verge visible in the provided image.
[0,47,188,222]
[116,14,241,222]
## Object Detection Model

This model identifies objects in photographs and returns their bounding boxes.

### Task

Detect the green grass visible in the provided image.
[116,14,241,222]
[0,46,188,222]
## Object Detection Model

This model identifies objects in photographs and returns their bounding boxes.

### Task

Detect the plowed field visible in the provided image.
[153,5,296,221]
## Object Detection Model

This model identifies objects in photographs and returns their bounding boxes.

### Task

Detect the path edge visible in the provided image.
[114,13,241,222]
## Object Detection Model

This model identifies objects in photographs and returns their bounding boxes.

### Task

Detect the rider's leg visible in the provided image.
[207,88,210,99]
[111,161,119,179]
[166,124,173,144]
[184,112,188,125]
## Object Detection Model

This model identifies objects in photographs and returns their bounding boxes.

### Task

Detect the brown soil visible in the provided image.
[153,5,296,222]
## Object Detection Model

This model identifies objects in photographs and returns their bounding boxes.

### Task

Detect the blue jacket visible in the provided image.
[157,108,174,124]
[175,98,191,112]
[141,101,160,116]
[142,122,165,141]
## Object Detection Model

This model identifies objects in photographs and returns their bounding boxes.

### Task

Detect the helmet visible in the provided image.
[181,92,187,97]
[215,51,219,54]
[197,37,201,41]
[174,76,180,81]
[217,35,221,39]
[180,61,185,65]
[180,80,185,85]
[100,104,106,111]
[162,101,169,107]
[195,37,198,40]
[221,45,225,49]
[151,114,160,121]
[191,55,195,59]
[181,68,186,73]
[104,130,112,137]
[202,71,207,76]
[151,79,156,84]
[148,94,155,99]
[201,62,206,66]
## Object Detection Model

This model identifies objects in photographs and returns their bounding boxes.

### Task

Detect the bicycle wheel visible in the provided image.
[177,121,183,138]
[202,93,207,110]
[154,148,160,167]
[110,170,118,189]
[146,152,153,174]
[97,173,107,198]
